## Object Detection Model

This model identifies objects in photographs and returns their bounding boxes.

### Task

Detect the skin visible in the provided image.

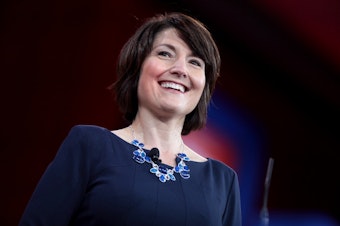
[113,28,207,166]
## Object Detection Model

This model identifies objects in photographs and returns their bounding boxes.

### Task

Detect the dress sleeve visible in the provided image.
[223,170,242,226]
[19,126,93,226]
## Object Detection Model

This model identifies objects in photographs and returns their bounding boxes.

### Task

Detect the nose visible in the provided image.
[169,58,188,78]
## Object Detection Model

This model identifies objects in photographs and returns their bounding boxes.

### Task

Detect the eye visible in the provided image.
[189,58,204,68]
[158,51,172,58]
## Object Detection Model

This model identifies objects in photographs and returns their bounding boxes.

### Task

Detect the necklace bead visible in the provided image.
[131,139,190,183]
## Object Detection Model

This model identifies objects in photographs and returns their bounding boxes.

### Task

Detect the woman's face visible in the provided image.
[137,28,206,119]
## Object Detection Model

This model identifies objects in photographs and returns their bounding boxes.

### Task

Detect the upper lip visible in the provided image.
[158,80,189,92]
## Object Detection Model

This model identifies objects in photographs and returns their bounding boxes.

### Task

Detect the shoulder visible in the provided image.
[66,124,112,140]
[209,158,235,172]
[206,158,238,182]
[62,124,114,150]
[68,124,109,135]
[57,125,123,164]
[202,159,240,201]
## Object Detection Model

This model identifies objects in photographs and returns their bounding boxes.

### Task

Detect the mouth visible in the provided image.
[159,81,188,93]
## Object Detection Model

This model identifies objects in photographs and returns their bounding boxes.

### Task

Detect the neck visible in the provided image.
[130,116,186,166]
[133,112,183,145]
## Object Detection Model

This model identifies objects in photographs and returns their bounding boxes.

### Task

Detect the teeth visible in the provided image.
[160,82,185,93]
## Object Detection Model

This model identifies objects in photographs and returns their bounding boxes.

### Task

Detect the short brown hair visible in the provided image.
[113,12,220,135]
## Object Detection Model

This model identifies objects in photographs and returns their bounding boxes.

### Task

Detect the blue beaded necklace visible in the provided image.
[130,127,190,183]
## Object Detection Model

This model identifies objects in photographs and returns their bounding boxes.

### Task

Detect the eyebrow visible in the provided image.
[154,43,200,59]
[154,43,176,52]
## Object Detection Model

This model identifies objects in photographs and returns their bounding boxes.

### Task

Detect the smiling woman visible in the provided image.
[137,28,206,122]
[19,12,241,226]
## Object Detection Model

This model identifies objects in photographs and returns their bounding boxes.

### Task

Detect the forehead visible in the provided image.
[152,28,191,51]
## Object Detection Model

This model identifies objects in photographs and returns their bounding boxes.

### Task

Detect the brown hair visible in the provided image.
[112,12,220,135]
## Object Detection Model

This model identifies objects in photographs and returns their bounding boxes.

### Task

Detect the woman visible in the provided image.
[19,12,242,226]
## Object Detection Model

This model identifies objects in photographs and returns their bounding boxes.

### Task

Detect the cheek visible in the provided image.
[140,57,163,78]
[195,73,206,94]
[137,62,153,90]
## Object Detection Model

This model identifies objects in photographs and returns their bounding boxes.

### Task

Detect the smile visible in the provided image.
[160,81,186,93]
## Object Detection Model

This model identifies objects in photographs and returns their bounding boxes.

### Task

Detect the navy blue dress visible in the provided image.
[19,125,242,226]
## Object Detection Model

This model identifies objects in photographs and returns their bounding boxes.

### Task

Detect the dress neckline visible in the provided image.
[107,129,210,166]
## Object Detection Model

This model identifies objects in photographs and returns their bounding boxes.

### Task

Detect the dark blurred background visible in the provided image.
[1,0,339,225]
